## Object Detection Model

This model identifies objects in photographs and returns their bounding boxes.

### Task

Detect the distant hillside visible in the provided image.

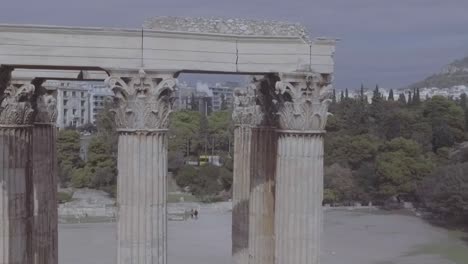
[406,56,468,90]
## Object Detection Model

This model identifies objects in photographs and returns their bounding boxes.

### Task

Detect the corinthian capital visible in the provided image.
[34,80,58,124]
[105,69,177,131]
[232,82,263,127]
[275,72,332,131]
[0,83,35,125]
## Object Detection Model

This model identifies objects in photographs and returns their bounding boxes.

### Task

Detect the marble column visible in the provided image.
[0,71,35,264]
[32,90,58,264]
[232,77,278,264]
[106,69,177,264]
[248,127,276,264]
[232,124,252,264]
[274,72,332,264]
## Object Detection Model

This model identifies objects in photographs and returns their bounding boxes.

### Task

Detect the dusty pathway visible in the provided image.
[58,209,468,264]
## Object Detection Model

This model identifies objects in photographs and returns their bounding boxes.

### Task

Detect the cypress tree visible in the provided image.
[332,89,337,103]
[388,89,394,101]
[340,90,344,101]
[407,91,412,105]
[398,93,406,104]
[460,93,467,110]
[360,84,365,102]
[372,85,382,104]
[345,88,349,99]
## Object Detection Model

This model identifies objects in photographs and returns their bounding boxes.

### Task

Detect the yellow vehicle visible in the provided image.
[199,155,209,166]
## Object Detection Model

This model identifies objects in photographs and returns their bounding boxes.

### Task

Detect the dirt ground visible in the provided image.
[58,208,468,264]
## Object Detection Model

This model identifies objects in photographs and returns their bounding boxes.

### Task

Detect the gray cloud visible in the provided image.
[1,0,468,89]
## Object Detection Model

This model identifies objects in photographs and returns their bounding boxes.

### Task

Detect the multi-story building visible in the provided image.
[173,82,213,115]
[209,82,238,111]
[87,82,114,123]
[45,81,113,129]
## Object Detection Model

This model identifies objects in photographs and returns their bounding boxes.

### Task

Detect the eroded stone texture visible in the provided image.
[32,83,58,264]
[274,72,331,264]
[232,77,278,264]
[248,127,276,264]
[106,70,176,264]
[144,17,310,40]
[0,69,34,264]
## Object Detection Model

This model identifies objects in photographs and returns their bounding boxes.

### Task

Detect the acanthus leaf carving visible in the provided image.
[35,92,58,124]
[275,72,332,131]
[106,69,177,130]
[0,83,35,125]
[232,81,264,127]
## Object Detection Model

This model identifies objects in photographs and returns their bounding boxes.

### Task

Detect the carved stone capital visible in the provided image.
[106,69,177,131]
[232,75,280,128]
[0,83,35,125]
[232,82,263,127]
[275,72,332,131]
[35,92,58,124]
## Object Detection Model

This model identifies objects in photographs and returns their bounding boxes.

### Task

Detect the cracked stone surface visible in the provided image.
[143,16,311,41]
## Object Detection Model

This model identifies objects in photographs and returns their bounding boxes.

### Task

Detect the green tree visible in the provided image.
[168,110,201,154]
[57,129,84,185]
[398,93,406,104]
[324,163,356,203]
[375,138,433,200]
[208,110,233,154]
[419,163,468,222]
[424,96,465,146]
[388,89,394,101]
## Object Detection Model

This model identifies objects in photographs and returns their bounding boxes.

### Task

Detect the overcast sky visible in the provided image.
[1,0,468,90]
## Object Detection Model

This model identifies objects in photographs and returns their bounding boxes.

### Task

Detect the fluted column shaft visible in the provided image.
[248,127,276,264]
[275,132,324,264]
[232,125,252,264]
[117,131,168,264]
[32,124,58,264]
[0,126,33,264]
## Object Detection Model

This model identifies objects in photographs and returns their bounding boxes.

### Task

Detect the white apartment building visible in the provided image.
[45,81,112,129]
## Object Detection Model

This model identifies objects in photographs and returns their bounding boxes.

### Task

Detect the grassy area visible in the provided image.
[58,192,73,204]
[405,230,468,264]
[167,192,199,203]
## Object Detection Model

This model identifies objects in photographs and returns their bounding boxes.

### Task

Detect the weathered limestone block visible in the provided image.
[0,69,35,264]
[106,69,176,264]
[274,72,331,264]
[32,88,58,264]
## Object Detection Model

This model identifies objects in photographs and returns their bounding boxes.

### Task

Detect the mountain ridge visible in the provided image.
[405,56,468,90]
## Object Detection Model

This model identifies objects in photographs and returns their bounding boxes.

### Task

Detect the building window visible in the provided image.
[72,91,76,97]
[81,109,85,117]
[81,92,85,97]
[81,100,85,107]
[64,109,68,116]
[72,109,76,115]
[63,100,68,106]
[63,91,67,97]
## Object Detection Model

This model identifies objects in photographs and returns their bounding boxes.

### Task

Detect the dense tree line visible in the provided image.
[326,86,468,224]
[57,106,234,200]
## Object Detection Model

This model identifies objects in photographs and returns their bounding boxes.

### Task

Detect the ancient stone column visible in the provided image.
[0,70,35,264]
[248,127,276,264]
[106,70,177,264]
[232,77,278,264]
[32,89,58,264]
[232,124,252,264]
[274,72,332,264]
